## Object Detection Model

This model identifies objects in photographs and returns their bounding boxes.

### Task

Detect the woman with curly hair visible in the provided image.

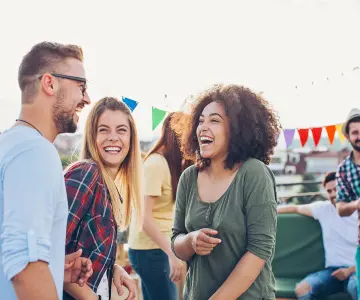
[171,84,281,300]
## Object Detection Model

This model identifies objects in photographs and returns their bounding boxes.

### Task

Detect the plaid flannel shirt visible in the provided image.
[336,152,360,244]
[64,161,117,294]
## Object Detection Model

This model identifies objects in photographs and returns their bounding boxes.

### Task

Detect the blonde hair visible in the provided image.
[81,97,142,230]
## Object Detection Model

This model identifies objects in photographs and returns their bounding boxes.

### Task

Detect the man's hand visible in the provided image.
[331,267,353,281]
[64,249,93,286]
[337,199,360,216]
[113,264,136,300]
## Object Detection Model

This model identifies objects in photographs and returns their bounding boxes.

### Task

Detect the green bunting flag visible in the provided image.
[152,106,167,130]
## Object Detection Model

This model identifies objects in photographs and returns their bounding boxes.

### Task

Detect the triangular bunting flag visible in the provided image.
[325,125,336,145]
[122,97,138,112]
[152,106,167,130]
[335,123,345,144]
[297,128,309,147]
[311,127,323,147]
[283,129,295,148]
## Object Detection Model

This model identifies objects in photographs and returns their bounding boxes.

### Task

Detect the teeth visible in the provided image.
[104,147,121,152]
[200,136,214,142]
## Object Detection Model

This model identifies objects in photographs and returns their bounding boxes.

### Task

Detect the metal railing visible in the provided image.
[276,180,325,203]
[276,180,322,187]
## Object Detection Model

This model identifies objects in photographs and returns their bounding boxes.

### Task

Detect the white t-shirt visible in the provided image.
[311,200,357,268]
[97,272,110,300]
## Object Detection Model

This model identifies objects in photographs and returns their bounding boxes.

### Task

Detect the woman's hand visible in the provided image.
[168,254,185,283]
[190,228,221,256]
[113,264,136,300]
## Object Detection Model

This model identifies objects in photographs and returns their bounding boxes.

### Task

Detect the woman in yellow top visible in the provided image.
[128,112,191,300]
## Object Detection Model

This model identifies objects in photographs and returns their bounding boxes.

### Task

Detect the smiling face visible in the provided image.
[196,101,230,161]
[324,179,337,204]
[52,58,90,134]
[96,109,131,170]
[347,121,360,153]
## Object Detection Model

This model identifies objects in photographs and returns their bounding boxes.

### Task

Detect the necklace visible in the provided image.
[15,119,43,136]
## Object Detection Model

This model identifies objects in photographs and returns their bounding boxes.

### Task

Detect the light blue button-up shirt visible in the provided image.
[0,126,68,299]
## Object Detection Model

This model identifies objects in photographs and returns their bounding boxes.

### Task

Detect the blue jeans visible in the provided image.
[128,248,177,300]
[297,266,357,300]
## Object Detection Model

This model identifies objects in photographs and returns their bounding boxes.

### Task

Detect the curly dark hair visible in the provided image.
[175,84,281,170]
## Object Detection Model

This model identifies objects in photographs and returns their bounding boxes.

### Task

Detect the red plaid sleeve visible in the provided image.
[65,162,100,249]
[64,161,117,292]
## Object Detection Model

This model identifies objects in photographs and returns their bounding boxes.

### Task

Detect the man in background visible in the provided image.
[335,108,360,299]
[278,172,358,300]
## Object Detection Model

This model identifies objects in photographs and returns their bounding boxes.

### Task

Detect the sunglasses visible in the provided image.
[39,73,87,96]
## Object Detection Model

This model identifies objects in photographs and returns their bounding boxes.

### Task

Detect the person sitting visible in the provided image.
[277,172,358,300]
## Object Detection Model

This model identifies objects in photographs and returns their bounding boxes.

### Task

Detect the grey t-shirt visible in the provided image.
[171,158,277,300]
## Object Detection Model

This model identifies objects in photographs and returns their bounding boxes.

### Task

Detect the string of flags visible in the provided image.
[122,96,348,148]
[120,65,359,143]
[122,96,169,131]
[282,124,345,148]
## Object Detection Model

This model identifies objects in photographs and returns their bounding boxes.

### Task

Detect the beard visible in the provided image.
[350,139,360,153]
[52,87,77,134]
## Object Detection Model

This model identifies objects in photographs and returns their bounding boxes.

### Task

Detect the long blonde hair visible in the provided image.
[81,97,142,230]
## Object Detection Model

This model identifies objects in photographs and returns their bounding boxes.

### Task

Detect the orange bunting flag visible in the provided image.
[297,128,309,147]
[335,124,345,144]
[325,125,336,145]
[311,127,323,147]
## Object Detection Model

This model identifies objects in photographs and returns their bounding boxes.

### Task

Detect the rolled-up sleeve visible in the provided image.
[171,171,188,255]
[244,164,277,261]
[1,146,58,280]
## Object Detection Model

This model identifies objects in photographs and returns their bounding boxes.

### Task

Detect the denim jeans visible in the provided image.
[297,266,357,300]
[128,248,177,300]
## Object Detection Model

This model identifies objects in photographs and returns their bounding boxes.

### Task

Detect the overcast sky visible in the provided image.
[0,0,359,146]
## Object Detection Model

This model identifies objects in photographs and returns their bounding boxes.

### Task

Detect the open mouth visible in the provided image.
[75,103,84,114]
[200,136,214,145]
[104,146,121,154]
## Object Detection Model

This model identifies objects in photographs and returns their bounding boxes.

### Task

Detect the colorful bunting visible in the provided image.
[152,106,167,130]
[335,124,346,144]
[297,128,309,147]
[283,129,295,148]
[103,92,350,149]
[280,123,345,148]
[325,125,336,145]
[311,127,323,147]
[122,97,138,112]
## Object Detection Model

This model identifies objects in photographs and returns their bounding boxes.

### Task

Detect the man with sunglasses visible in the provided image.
[0,41,91,299]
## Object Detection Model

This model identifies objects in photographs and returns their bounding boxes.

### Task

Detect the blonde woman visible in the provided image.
[63,97,142,300]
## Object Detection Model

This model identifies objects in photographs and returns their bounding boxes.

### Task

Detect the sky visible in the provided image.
[0,0,359,146]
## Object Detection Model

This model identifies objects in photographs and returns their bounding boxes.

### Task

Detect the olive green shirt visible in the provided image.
[171,158,277,300]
